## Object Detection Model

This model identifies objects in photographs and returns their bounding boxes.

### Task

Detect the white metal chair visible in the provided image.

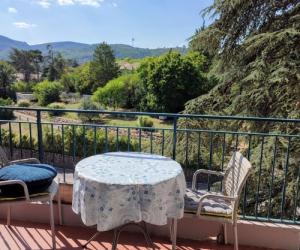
[184,151,252,250]
[0,146,62,250]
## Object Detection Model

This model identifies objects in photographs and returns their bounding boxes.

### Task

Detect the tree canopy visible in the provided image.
[187,0,299,119]
[43,45,67,81]
[9,48,40,82]
[137,51,212,113]
[92,73,140,110]
[174,0,300,220]
[89,42,120,92]
[0,61,16,88]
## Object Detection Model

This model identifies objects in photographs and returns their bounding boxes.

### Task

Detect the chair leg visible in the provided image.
[7,205,11,226]
[233,220,238,250]
[57,186,63,225]
[169,219,173,243]
[224,223,228,244]
[171,218,177,250]
[49,197,56,250]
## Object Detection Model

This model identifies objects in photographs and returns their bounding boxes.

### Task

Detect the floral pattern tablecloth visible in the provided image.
[72,152,186,232]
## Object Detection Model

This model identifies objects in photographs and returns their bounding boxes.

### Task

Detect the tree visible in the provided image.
[30,50,43,81]
[177,0,300,220]
[187,0,299,118]
[43,45,66,81]
[60,62,94,94]
[92,73,140,110]
[9,48,35,82]
[0,61,16,88]
[89,42,119,91]
[137,51,210,113]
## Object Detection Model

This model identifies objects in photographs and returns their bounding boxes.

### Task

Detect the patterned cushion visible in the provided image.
[184,188,232,217]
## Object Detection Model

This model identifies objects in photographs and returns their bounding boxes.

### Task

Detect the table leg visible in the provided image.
[112,222,155,250]
[171,218,177,250]
[83,222,156,249]
[82,232,100,248]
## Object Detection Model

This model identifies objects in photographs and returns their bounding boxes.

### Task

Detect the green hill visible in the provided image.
[0,35,187,62]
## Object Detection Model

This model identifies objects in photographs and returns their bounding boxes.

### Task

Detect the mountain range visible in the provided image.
[0,35,187,63]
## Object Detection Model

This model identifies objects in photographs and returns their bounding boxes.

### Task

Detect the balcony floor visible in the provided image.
[0,221,273,250]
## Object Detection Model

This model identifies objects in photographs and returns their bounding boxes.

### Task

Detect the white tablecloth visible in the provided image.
[72,152,186,231]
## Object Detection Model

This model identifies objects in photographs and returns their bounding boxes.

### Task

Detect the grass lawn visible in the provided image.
[8,101,173,139]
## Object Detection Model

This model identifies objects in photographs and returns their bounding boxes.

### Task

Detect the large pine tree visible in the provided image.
[187,0,299,119]
[172,1,300,221]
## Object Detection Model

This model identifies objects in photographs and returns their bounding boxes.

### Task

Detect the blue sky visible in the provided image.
[0,0,213,48]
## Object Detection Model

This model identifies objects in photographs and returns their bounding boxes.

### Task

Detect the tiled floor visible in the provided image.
[0,221,271,250]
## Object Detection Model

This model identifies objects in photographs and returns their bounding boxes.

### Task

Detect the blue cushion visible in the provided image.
[0,164,57,197]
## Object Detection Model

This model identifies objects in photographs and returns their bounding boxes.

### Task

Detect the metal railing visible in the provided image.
[0,106,299,225]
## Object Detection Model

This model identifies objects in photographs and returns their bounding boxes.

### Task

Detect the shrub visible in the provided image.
[78,98,101,122]
[0,98,14,120]
[137,116,153,128]
[60,92,80,104]
[33,80,63,106]
[92,73,140,110]
[0,87,16,101]
[11,81,36,92]
[42,126,138,157]
[60,63,94,94]
[47,103,66,116]
[17,100,31,107]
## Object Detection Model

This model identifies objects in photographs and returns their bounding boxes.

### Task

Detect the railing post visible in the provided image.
[36,110,44,162]
[172,117,178,160]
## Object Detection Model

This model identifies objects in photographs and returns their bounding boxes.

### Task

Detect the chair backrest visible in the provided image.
[0,146,9,167]
[222,151,252,197]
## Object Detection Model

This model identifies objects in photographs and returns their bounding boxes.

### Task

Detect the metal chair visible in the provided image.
[184,151,252,250]
[0,146,62,250]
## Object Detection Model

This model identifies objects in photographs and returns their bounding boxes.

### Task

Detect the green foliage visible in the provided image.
[9,48,43,82]
[78,98,101,122]
[0,61,16,88]
[0,98,14,119]
[137,116,153,128]
[47,102,66,116]
[60,63,93,94]
[74,63,93,94]
[33,80,63,106]
[176,0,300,221]
[11,81,36,92]
[90,42,120,91]
[42,126,138,157]
[138,51,212,113]
[60,68,77,92]
[17,100,31,107]
[43,45,66,81]
[92,73,140,109]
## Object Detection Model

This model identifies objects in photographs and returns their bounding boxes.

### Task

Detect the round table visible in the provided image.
[72,152,186,249]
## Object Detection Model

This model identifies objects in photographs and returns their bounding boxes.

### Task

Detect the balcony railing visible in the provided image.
[0,106,299,226]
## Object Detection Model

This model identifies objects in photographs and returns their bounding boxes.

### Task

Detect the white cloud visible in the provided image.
[35,0,104,8]
[36,0,51,8]
[112,2,117,7]
[58,0,74,6]
[13,22,37,29]
[74,0,104,7]
[8,7,18,13]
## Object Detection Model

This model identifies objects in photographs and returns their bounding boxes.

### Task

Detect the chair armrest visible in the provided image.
[192,169,225,190]
[197,193,237,216]
[0,180,30,201]
[8,158,41,165]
